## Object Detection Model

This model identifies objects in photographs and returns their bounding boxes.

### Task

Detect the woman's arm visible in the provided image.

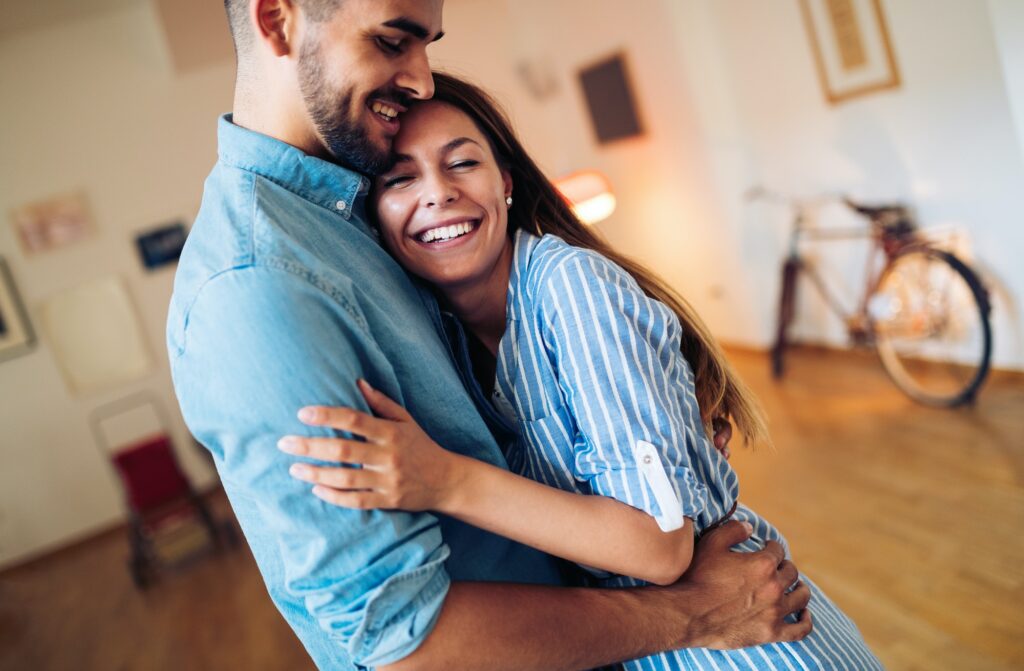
[281,380,695,586]
[445,450,695,585]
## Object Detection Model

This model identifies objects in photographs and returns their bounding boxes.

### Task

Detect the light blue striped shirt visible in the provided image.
[490,230,883,670]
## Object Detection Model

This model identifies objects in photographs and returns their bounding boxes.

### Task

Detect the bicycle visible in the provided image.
[750,188,993,407]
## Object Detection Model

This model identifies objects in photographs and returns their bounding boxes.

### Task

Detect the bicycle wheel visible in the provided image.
[869,247,992,406]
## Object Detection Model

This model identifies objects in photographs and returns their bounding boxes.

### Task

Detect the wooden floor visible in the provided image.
[2,347,1022,670]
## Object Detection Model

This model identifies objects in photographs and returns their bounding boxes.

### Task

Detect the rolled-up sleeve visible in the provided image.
[171,263,448,668]
[537,252,709,523]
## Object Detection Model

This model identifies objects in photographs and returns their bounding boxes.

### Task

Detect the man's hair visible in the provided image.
[224,0,343,58]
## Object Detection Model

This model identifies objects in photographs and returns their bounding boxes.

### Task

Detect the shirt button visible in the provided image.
[335,200,347,211]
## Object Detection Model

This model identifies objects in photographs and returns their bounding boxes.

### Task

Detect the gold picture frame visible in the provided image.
[799,0,901,104]
[0,257,36,362]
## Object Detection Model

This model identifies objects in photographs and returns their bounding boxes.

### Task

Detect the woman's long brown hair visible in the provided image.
[427,72,770,446]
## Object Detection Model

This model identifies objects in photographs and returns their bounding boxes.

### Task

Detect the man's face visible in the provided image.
[297,0,444,175]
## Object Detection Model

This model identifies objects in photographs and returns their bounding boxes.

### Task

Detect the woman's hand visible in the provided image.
[278,379,464,511]
[712,417,733,460]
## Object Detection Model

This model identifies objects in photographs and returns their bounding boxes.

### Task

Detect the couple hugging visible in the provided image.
[168,0,881,669]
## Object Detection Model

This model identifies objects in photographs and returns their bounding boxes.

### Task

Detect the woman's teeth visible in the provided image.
[419,221,476,243]
[372,102,399,120]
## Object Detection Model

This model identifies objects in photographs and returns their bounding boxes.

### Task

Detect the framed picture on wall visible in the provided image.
[578,52,645,145]
[10,191,95,256]
[0,257,36,362]
[799,0,901,104]
[135,220,188,270]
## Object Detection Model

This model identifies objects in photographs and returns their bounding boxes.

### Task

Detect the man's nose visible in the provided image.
[396,48,435,100]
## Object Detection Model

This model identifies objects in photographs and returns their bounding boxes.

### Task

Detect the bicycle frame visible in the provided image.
[784,202,921,345]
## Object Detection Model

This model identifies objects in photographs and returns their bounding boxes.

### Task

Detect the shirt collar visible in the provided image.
[216,114,369,220]
[506,228,541,323]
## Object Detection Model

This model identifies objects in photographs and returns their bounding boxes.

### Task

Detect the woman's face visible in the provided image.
[373,101,512,291]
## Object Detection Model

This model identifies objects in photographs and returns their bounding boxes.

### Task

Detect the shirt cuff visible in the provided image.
[347,553,452,668]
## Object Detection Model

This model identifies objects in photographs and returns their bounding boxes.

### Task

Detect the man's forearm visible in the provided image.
[383,521,814,671]
[382,581,688,671]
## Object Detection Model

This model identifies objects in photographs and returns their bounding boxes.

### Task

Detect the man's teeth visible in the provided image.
[420,222,476,243]
[372,102,399,119]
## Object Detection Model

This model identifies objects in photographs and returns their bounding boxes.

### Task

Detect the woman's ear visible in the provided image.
[502,170,513,201]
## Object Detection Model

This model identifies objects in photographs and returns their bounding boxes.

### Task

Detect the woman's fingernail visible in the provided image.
[298,407,318,422]
[289,463,311,478]
[278,437,301,453]
[357,378,373,391]
[741,521,754,534]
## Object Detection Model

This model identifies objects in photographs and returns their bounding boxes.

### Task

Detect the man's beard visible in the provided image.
[297,39,391,176]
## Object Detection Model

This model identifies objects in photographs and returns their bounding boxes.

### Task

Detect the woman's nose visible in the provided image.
[424,179,458,207]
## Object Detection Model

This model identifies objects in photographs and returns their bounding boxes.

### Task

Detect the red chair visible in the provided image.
[91,393,237,588]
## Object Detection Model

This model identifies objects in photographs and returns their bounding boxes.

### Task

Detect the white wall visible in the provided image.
[2,0,1022,567]
[0,3,233,568]
[708,0,1024,365]
[435,0,766,342]
[435,0,1024,368]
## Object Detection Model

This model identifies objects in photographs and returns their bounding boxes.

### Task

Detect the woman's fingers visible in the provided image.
[297,405,393,443]
[278,436,386,466]
[288,462,381,490]
[357,379,412,421]
[712,417,733,459]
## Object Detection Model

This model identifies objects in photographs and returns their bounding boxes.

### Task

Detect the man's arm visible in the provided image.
[172,266,452,668]
[385,521,812,671]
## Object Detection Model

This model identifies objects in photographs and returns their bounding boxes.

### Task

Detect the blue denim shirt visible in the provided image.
[167,115,564,670]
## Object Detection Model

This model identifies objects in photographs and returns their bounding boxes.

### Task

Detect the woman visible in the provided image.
[280,72,881,670]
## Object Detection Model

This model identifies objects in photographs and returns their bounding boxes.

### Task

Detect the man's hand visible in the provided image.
[664,520,812,650]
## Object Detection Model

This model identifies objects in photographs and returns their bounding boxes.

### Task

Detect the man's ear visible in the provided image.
[252,0,298,57]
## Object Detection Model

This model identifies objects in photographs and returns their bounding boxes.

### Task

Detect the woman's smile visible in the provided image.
[372,100,513,293]
[412,217,480,246]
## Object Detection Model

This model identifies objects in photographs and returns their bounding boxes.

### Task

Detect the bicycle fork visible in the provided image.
[772,254,802,378]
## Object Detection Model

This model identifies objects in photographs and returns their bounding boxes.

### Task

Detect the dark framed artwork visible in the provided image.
[578,52,645,145]
[0,257,36,362]
[799,0,901,104]
[136,221,187,270]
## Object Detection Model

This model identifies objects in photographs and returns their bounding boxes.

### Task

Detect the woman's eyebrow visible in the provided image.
[440,137,480,155]
[387,138,480,167]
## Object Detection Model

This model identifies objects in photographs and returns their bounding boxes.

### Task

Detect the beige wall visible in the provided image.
[0,3,234,567]
[436,0,1024,366]
[1,0,1021,567]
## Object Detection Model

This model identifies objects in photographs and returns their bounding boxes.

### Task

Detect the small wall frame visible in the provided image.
[578,52,645,145]
[0,257,36,362]
[799,0,901,104]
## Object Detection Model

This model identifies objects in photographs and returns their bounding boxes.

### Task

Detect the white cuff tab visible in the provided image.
[634,440,685,532]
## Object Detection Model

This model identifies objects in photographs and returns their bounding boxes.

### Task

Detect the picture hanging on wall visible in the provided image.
[0,257,36,362]
[799,0,901,104]
[10,191,96,256]
[39,276,152,395]
[135,221,188,270]
[578,52,644,145]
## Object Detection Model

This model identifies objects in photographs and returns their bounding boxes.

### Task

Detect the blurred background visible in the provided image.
[1,1,1022,669]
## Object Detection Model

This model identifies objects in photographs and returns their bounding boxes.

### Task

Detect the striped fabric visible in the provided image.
[492,230,883,670]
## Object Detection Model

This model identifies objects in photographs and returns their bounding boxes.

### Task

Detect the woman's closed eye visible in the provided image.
[449,159,479,171]
[381,174,415,189]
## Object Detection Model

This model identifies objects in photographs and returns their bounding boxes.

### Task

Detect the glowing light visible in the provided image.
[553,171,616,225]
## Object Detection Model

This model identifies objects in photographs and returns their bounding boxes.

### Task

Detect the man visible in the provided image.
[167,1,812,669]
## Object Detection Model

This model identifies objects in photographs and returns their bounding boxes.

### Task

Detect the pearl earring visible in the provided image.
[505,195,513,209]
